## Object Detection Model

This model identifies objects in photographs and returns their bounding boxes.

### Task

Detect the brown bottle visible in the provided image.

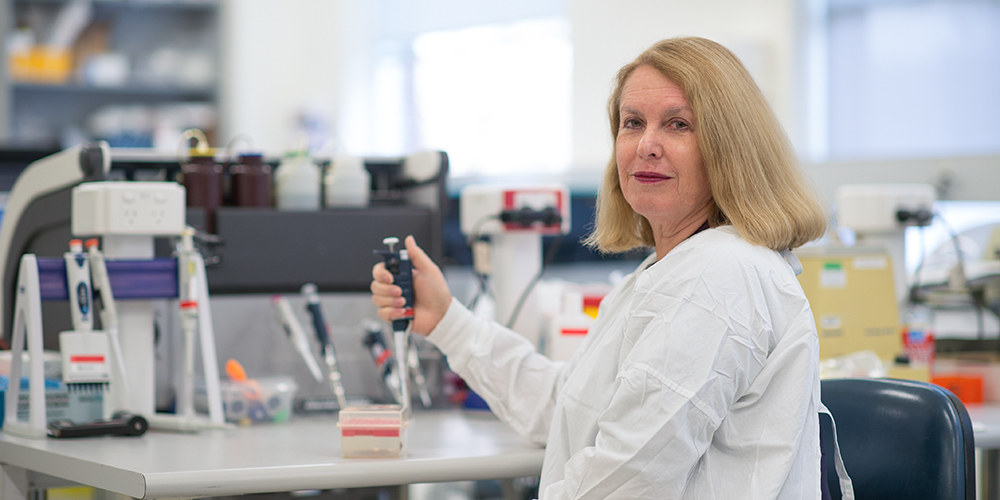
[182,151,224,233]
[230,153,273,207]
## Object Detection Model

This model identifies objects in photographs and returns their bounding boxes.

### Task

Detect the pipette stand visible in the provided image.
[71,181,224,428]
[97,237,224,428]
[4,254,48,438]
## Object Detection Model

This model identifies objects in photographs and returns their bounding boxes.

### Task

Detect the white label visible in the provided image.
[820,269,847,288]
[853,257,888,270]
[820,314,843,330]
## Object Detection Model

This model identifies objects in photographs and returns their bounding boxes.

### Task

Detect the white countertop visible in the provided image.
[0,410,545,499]
[966,403,1000,449]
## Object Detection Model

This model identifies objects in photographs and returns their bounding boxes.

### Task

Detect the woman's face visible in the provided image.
[616,65,714,243]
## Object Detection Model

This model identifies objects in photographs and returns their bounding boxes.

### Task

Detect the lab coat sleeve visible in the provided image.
[542,253,790,499]
[428,299,566,445]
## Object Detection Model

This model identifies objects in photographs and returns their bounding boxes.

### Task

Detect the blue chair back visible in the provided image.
[820,378,976,500]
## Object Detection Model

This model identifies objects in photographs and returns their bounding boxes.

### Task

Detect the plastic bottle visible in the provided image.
[274,151,321,211]
[182,149,224,232]
[229,153,273,207]
[902,303,936,367]
[324,155,371,208]
[546,290,593,362]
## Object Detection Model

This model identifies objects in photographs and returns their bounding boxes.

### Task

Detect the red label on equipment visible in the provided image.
[375,350,391,367]
[560,328,589,336]
[70,355,106,363]
[341,428,400,437]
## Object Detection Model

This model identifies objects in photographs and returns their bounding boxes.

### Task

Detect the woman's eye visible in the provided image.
[669,119,690,130]
[622,118,641,129]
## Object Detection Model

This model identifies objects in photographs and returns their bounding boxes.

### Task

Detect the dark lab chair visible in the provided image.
[820,378,976,500]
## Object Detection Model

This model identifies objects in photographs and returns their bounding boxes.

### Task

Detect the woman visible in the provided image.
[372,37,830,498]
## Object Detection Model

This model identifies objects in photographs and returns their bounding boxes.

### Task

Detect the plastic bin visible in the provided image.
[195,376,297,424]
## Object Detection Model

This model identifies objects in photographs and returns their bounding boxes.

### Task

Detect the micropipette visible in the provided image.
[271,295,324,382]
[374,237,413,414]
[301,283,348,409]
[362,323,403,404]
[176,228,199,416]
[407,339,432,408]
[85,239,128,393]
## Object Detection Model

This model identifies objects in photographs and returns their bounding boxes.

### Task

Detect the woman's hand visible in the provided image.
[370,235,452,335]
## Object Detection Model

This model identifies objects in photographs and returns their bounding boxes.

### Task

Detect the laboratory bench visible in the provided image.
[0,409,545,499]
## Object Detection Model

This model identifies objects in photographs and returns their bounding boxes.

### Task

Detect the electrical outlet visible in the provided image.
[71,181,186,236]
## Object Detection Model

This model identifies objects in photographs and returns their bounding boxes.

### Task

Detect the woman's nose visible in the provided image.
[637,130,663,159]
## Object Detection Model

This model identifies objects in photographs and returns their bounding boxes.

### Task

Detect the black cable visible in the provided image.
[936,215,980,339]
[505,233,564,330]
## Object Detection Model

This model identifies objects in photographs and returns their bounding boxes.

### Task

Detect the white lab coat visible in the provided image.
[427,226,823,499]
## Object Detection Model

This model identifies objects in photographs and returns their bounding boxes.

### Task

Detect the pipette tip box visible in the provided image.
[337,404,407,458]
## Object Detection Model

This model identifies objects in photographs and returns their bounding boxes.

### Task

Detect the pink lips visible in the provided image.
[632,171,671,184]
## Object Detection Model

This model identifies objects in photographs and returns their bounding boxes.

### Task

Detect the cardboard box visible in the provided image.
[796,246,903,361]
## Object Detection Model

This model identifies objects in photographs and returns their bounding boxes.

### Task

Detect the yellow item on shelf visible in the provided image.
[9,46,72,84]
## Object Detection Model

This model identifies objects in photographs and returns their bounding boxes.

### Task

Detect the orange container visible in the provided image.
[9,46,72,84]
[931,375,983,404]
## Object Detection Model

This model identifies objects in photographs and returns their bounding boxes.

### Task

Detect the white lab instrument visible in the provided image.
[459,184,571,344]
[836,183,936,305]
[86,238,128,392]
[274,152,321,211]
[1,143,110,438]
[301,283,348,409]
[407,340,432,408]
[271,295,325,382]
[72,180,225,428]
[60,239,111,386]
[324,155,371,208]
[545,289,593,363]
[64,239,93,330]
[176,227,199,416]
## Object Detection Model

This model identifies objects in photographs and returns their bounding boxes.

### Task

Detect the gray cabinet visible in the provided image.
[1,0,220,149]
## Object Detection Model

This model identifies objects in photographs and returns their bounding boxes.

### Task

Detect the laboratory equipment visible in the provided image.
[72,180,224,429]
[181,147,224,234]
[86,238,128,392]
[459,184,571,343]
[362,322,403,405]
[47,411,147,438]
[229,152,273,208]
[300,283,348,409]
[271,295,325,383]
[406,339,432,408]
[64,239,92,331]
[374,237,414,414]
[59,239,112,388]
[337,404,407,458]
[1,143,109,438]
[546,290,593,363]
[324,155,371,208]
[836,183,936,305]
[274,151,321,211]
[176,227,200,416]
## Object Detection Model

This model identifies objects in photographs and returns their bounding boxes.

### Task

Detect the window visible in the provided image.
[413,18,572,179]
[337,0,571,181]
[811,0,1000,162]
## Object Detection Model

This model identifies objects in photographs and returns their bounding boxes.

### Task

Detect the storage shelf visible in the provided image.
[13,82,216,100]
[14,0,217,10]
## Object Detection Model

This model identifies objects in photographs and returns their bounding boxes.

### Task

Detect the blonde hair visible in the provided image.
[585,37,827,253]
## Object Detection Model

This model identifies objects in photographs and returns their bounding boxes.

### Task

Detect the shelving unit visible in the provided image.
[1,0,221,149]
